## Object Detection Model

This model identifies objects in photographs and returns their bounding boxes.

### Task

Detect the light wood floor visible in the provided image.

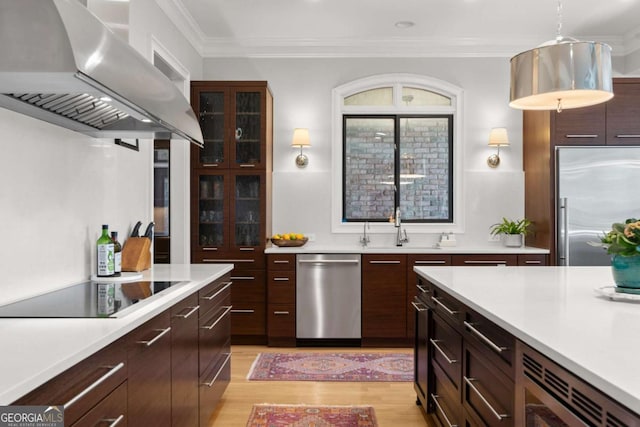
[207,345,430,426]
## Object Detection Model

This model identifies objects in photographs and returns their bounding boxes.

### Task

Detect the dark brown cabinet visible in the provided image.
[523,78,640,262]
[191,81,272,345]
[362,254,407,345]
[267,254,296,346]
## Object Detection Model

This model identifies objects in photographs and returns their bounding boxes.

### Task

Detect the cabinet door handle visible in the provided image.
[201,306,233,330]
[463,376,509,420]
[416,284,429,293]
[239,164,256,168]
[431,394,458,427]
[63,362,125,409]
[431,296,459,316]
[415,260,447,265]
[463,321,508,353]
[201,281,233,301]
[369,260,401,264]
[430,339,457,364]
[411,300,428,312]
[273,277,289,281]
[204,259,255,263]
[273,311,290,315]
[201,352,232,387]
[273,260,290,264]
[616,134,640,138]
[173,305,200,319]
[231,309,255,313]
[136,327,171,347]
[463,260,506,265]
[202,163,220,167]
[231,276,255,280]
[203,247,218,251]
[239,247,255,251]
[100,415,125,427]
[565,134,598,138]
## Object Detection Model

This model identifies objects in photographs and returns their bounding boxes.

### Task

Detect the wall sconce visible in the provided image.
[487,128,510,168]
[292,128,311,167]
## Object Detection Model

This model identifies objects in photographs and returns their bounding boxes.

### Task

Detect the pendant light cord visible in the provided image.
[556,0,563,42]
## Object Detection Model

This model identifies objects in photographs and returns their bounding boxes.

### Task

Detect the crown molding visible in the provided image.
[155,0,205,56]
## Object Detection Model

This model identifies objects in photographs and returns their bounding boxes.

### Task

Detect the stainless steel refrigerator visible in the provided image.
[556,146,640,266]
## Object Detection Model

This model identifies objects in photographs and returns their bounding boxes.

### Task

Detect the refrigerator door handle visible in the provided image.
[558,197,568,266]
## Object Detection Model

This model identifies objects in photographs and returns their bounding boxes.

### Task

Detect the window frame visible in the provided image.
[331,73,465,235]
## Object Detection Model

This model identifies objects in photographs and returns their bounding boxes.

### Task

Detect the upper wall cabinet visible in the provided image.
[191,81,273,170]
[606,80,640,145]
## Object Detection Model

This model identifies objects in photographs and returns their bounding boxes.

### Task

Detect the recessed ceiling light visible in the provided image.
[395,21,415,29]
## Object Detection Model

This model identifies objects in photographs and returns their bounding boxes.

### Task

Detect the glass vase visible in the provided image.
[611,254,640,292]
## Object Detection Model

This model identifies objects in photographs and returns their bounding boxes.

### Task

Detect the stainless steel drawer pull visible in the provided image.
[415,260,447,265]
[431,296,459,316]
[411,300,428,312]
[274,311,290,315]
[273,260,290,264]
[463,377,509,420]
[463,260,506,265]
[239,247,255,251]
[101,415,125,427]
[202,163,220,167]
[203,247,218,251]
[463,321,507,353]
[298,259,359,264]
[201,281,233,301]
[63,362,125,409]
[201,352,232,387]
[137,327,171,347]
[273,277,289,281]
[616,134,640,138]
[239,164,256,168]
[173,305,200,319]
[204,259,255,263]
[565,134,598,138]
[201,306,233,330]
[416,284,429,293]
[524,260,542,265]
[369,260,401,264]
[231,309,255,313]
[430,339,457,364]
[231,276,255,280]
[431,394,458,427]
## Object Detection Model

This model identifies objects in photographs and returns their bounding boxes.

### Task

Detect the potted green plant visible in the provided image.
[489,217,531,247]
[595,218,640,290]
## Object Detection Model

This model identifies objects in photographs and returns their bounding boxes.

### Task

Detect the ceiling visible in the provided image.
[157,0,640,58]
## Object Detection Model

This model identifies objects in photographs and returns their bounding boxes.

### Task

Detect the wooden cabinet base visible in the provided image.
[199,353,231,427]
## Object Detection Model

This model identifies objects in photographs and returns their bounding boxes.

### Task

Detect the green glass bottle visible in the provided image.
[97,225,115,277]
[111,231,122,277]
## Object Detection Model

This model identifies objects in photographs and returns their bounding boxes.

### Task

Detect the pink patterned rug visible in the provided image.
[247,352,413,382]
[246,404,378,427]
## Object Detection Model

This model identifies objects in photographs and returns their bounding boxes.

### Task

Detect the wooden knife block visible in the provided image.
[121,237,151,272]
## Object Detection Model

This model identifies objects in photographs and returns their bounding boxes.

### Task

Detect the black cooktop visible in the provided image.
[0,280,183,318]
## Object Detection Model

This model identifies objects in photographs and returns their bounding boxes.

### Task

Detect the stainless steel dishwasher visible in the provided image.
[296,254,361,342]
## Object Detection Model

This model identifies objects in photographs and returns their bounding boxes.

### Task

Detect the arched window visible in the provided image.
[331,74,464,233]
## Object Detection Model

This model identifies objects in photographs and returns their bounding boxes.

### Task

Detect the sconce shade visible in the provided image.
[509,39,613,111]
[291,128,311,147]
[488,128,509,147]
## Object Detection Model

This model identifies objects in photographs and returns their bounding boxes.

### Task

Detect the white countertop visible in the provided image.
[414,266,640,414]
[265,243,549,254]
[0,264,233,405]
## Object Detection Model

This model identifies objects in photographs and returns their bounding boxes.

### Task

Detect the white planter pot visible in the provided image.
[503,234,524,247]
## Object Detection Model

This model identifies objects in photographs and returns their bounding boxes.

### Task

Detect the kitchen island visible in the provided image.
[0,263,232,406]
[414,266,640,425]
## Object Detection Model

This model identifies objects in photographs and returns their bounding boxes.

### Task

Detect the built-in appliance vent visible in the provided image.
[544,370,570,399]
[606,411,627,427]
[8,93,128,129]
[522,353,543,378]
[572,388,603,422]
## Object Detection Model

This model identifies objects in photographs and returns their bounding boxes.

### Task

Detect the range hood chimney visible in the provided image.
[0,0,203,146]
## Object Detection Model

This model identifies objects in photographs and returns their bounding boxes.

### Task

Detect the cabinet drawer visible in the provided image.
[267,303,295,337]
[431,361,462,427]
[199,276,232,317]
[13,339,127,426]
[452,254,517,266]
[430,286,463,327]
[199,306,232,376]
[71,381,127,427]
[267,254,296,270]
[432,312,462,391]
[517,254,548,266]
[198,250,265,271]
[199,351,231,427]
[231,302,266,335]
[267,271,295,304]
[230,270,265,303]
[463,345,514,427]
[463,309,515,379]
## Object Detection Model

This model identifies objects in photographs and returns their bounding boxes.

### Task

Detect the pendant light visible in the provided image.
[509,0,613,112]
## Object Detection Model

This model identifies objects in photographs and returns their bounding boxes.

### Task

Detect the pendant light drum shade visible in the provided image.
[509,40,613,111]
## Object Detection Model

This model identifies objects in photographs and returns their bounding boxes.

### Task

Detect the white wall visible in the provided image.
[202,57,525,247]
[0,1,202,304]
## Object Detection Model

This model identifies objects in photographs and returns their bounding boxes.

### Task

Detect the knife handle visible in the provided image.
[131,221,142,237]
[143,222,154,239]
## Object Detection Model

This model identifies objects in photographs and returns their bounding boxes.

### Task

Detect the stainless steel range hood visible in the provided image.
[0,0,203,146]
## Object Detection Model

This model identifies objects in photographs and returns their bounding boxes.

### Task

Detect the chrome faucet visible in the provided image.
[394,208,409,246]
[359,221,370,247]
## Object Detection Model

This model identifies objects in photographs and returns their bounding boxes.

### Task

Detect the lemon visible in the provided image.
[273,234,281,240]
[295,233,304,240]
